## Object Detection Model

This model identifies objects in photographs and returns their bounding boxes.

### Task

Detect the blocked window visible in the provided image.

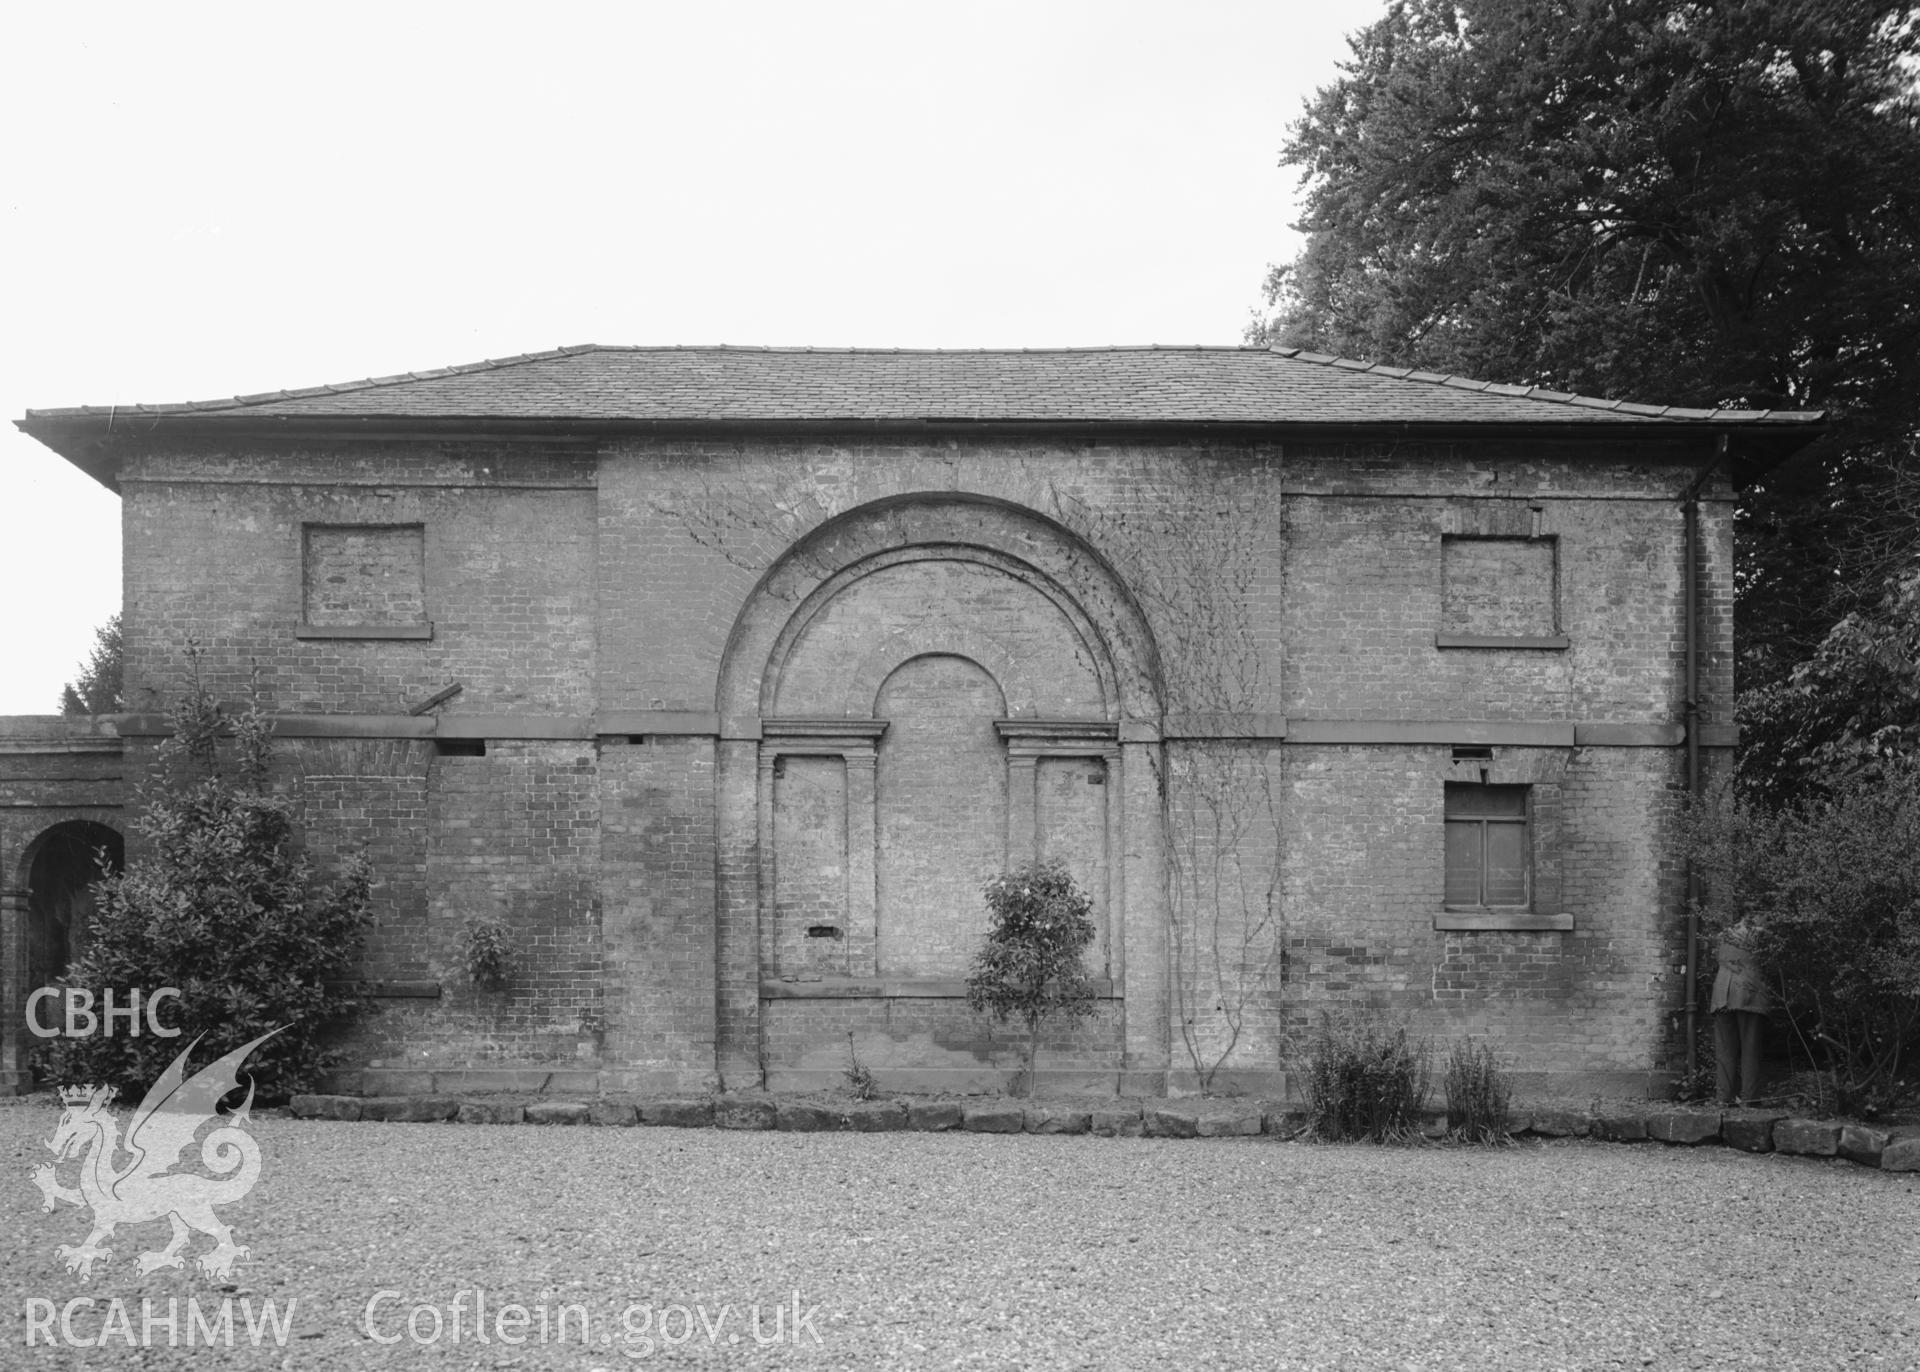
[1444,783,1530,909]
[302,525,425,628]
[1441,536,1557,638]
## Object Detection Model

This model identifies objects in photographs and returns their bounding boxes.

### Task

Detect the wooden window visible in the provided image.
[1444,783,1530,909]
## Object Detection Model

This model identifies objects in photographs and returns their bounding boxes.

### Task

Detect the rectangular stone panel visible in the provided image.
[1035,756,1110,975]
[773,756,848,976]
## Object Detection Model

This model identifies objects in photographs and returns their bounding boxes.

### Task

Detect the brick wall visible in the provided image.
[600,438,1276,720]
[36,427,1733,1094]
[1163,742,1287,1082]
[280,737,434,977]
[1272,743,1683,1077]
[761,995,1124,1090]
[597,737,717,1081]
[339,741,603,1066]
[121,441,596,715]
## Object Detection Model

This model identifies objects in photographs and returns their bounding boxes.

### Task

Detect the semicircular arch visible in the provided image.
[716,493,1162,724]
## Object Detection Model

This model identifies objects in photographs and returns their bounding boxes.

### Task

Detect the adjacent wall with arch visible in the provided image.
[0,718,126,1092]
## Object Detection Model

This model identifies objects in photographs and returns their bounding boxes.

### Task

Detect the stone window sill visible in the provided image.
[761,976,1119,1000]
[1434,912,1575,932]
[296,623,434,641]
[1435,633,1570,650]
[323,979,441,998]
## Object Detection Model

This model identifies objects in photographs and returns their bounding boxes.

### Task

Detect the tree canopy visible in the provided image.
[59,612,123,716]
[1739,566,1920,803]
[1254,0,1920,684]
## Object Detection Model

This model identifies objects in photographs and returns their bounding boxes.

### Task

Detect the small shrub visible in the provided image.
[1443,1036,1512,1144]
[1297,1011,1431,1143]
[843,1033,879,1101]
[966,859,1100,1096]
[1670,1038,1720,1105]
[462,915,515,991]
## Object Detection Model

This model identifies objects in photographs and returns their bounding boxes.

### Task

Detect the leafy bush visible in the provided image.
[1738,570,1920,808]
[38,667,372,1102]
[966,859,1100,1096]
[1443,1036,1512,1144]
[1684,763,1920,1116]
[1297,1011,1431,1143]
[462,914,515,991]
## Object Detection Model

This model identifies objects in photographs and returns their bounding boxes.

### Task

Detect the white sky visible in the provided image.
[0,0,1382,715]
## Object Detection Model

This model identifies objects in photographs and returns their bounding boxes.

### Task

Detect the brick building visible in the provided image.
[4,346,1819,1097]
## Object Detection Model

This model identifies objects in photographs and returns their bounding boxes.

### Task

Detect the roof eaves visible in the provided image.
[1263,344,1824,425]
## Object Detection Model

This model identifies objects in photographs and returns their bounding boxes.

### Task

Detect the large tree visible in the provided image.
[59,612,123,716]
[41,666,372,1100]
[1254,0,1920,686]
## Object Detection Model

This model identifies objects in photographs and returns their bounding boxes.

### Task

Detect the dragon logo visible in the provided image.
[30,1029,280,1282]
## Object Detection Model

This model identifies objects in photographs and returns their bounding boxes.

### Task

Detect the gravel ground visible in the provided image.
[3,1095,1915,1371]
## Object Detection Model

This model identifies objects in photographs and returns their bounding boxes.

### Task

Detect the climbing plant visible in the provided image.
[1037,457,1288,1091]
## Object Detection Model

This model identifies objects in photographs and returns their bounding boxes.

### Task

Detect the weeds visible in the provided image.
[1298,1011,1431,1143]
[1443,1037,1513,1144]
[463,915,515,991]
[843,1033,880,1101]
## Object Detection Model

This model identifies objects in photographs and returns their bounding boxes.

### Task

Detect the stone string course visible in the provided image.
[285,1092,1920,1172]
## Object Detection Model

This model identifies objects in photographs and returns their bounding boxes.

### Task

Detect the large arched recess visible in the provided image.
[710,493,1169,1089]
[716,493,1163,725]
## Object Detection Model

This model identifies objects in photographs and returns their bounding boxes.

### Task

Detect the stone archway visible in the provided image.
[24,821,123,995]
[711,493,1167,1089]
[3,819,124,1089]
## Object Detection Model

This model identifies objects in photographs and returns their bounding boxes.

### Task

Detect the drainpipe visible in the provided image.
[1680,438,1726,1077]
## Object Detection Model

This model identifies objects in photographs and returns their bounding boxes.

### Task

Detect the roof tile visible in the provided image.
[19,345,1824,430]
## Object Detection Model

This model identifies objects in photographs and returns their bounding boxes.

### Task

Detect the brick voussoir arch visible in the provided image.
[755,540,1113,718]
[716,492,1164,723]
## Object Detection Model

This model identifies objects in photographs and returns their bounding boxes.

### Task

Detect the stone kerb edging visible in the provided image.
[285,1093,1920,1171]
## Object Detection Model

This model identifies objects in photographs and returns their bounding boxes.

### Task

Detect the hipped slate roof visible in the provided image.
[19,345,1823,489]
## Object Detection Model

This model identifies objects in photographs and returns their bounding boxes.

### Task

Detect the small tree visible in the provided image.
[39,660,372,1101]
[59,613,124,716]
[966,859,1100,1096]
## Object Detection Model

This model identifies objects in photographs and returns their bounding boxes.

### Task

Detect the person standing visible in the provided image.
[1710,923,1772,1105]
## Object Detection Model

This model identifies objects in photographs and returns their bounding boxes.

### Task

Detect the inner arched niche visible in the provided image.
[873,655,1007,976]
